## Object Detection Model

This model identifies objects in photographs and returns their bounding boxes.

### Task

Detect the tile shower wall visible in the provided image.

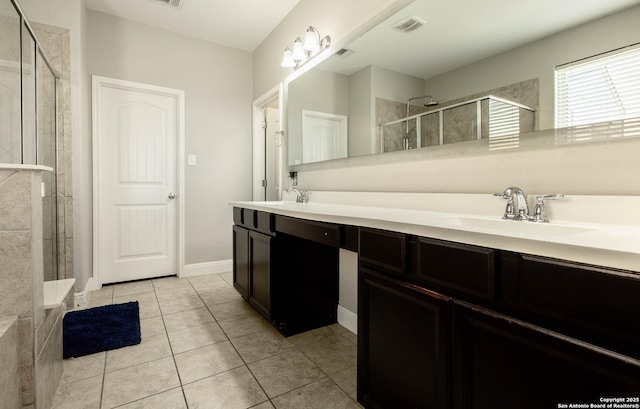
[0,168,63,409]
[376,78,539,152]
[0,315,21,409]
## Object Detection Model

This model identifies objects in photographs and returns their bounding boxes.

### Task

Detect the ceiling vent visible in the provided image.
[336,48,355,59]
[392,16,426,33]
[156,0,182,8]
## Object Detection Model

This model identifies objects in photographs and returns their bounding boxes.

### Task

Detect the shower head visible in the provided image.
[407,95,437,104]
[407,95,438,115]
[405,95,438,135]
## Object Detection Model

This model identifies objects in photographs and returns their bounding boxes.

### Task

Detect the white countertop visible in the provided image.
[231,191,640,274]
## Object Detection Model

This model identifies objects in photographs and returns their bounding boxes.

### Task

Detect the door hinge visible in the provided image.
[261,121,267,130]
[261,179,268,187]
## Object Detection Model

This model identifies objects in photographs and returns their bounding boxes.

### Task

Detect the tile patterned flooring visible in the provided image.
[51,272,361,409]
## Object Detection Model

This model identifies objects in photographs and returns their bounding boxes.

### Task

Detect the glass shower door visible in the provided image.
[37,47,59,282]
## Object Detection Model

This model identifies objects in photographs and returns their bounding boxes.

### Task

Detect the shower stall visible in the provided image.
[380,95,536,152]
[1,0,61,281]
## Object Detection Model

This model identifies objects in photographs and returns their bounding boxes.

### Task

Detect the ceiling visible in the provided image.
[320,0,640,79]
[84,0,301,51]
[84,0,640,69]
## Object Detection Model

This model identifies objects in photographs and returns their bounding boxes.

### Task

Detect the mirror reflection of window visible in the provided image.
[556,44,640,128]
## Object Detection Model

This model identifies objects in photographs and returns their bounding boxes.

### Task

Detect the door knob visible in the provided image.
[168,192,176,199]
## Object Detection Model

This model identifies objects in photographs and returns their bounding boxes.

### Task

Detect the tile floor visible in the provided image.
[51,272,361,409]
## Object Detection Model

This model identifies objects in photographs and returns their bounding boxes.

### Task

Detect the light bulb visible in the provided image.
[303,26,320,51]
[281,48,295,68]
[291,38,307,61]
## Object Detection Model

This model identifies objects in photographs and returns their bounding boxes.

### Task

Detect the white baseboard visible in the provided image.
[182,260,233,278]
[337,304,357,335]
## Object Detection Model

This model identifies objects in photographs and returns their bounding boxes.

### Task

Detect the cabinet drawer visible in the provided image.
[233,207,256,229]
[417,238,495,300]
[511,255,640,353]
[359,228,407,275]
[255,211,274,235]
[275,215,340,247]
[233,208,273,235]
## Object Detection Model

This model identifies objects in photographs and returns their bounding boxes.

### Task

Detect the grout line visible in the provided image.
[151,279,191,407]
[98,348,107,409]
[97,290,116,408]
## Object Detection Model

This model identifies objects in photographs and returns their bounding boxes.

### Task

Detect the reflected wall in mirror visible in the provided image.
[0,1,21,164]
[286,0,640,167]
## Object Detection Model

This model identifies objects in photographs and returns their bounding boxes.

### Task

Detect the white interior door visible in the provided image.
[93,76,184,284]
[252,84,283,201]
[266,106,280,201]
[302,110,348,163]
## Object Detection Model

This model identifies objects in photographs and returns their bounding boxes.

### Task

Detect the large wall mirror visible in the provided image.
[286,0,640,168]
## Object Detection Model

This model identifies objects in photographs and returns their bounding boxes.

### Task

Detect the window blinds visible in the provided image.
[488,99,520,150]
[555,44,640,128]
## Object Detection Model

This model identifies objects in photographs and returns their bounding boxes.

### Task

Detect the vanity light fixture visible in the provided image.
[281,26,331,69]
[291,37,307,61]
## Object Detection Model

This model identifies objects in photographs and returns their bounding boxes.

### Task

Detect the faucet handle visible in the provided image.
[531,194,564,223]
[539,194,564,201]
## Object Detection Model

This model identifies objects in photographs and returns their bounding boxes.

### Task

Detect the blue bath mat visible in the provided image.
[63,301,141,359]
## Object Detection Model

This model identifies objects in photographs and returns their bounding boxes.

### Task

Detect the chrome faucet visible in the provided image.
[494,186,530,221]
[494,187,563,222]
[287,187,308,203]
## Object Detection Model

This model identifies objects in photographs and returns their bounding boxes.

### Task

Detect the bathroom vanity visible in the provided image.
[231,193,640,408]
[232,207,346,336]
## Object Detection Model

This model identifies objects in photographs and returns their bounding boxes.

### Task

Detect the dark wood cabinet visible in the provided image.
[358,267,451,409]
[232,208,339,337]
[248,230,272,318]
[357,228,640,409]
[232,225,249,299]
[500,252,640,358]
[416,238,496,302]
[232,207,275,320]
[452,300,640,409]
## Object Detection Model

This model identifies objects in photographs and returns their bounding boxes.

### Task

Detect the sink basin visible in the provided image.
[432,216,597,237]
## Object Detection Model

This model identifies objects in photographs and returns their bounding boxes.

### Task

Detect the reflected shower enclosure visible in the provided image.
[0,0,60,281]
[380,95,535,152]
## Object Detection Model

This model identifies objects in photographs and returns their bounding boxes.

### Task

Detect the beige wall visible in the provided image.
[87,11,254,265]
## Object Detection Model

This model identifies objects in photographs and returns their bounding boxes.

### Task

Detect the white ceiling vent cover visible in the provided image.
[336,48,355,59]
[392,16,426,33]
[156,0,182,8]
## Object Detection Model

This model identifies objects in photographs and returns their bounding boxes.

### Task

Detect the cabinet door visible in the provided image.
[452,301,640,409]
[358,267,451,409]
[249,231,272,319]
[232,225,249,299]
